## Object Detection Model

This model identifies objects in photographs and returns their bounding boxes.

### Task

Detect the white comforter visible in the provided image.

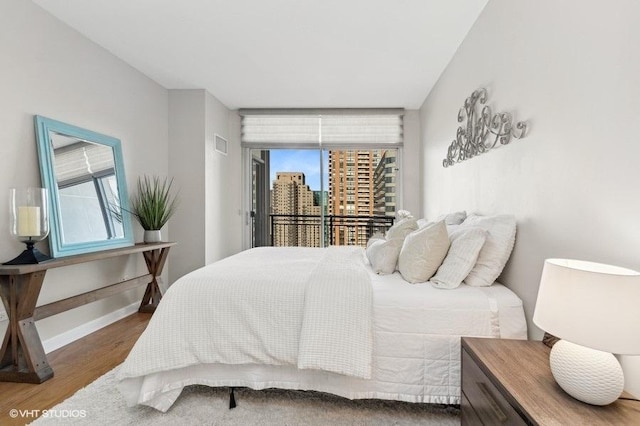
[118,246,373,393]
[119,247,527,412]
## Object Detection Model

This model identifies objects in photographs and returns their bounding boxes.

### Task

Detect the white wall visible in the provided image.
[419,0,640,396]
[205,97,243,263]
[168,90,206,282]
[169,90,243,283]
[0,0,168,341]
[401,110,422,217]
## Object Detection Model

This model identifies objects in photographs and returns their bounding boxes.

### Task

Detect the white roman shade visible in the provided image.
[321,115,403,147]
[240,109,403,148]
[241,115,320,146]
[53,142,115,183]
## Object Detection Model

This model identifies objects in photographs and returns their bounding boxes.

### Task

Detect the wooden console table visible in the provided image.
[0,241,175,384]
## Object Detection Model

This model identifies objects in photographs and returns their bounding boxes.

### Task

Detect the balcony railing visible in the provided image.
[270,214,395,247]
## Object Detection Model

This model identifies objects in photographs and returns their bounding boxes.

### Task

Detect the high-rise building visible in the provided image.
[373,150,397,217]
[313,190,329,215]
[328,149,394,246]
[271,172,322,247]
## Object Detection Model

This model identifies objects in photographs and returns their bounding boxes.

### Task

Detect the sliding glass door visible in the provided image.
[251,150,270,247]
[249,147,399,248]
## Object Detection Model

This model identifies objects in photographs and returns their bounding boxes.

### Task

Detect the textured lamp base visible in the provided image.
[550,340,624,406]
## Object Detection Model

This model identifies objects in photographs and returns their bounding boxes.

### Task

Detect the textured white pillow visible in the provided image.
[396,210,413,219]
[365,238,403,274]
[430,227,487,289]
[416,218,432,229]
[436,211,467,225]
[386,217,418,240]
[462,214,517,287]
[366,233,385,248]
[398,221,450,284]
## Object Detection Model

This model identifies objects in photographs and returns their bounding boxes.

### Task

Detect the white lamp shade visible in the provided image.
[533,259,640,355]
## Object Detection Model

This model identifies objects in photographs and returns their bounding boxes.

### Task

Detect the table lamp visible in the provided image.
[4,187,51,264]
[533,258,640,405]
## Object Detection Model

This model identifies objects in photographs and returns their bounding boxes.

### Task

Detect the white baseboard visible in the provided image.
[42,303,140,354]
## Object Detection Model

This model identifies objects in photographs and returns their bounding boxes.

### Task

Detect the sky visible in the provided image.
[269,149,329,191]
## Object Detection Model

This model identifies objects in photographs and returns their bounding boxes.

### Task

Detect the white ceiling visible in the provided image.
[33,0,487,110]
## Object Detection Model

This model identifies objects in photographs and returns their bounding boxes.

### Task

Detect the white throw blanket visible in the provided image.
[118,246,373,396]
[298,247,372,378]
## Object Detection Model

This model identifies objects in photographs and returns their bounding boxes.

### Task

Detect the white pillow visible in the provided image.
[386,217,418,240]
[416,218,432,229]
[430,227,487,289]
[396,210,413,219]
[366,233,385,248]
[398,221,450,284]
[461,214,516,287]
[437,211,467,225]
[417,211,466,229]
[366,238,403,274]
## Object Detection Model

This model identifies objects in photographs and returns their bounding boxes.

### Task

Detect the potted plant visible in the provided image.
[126,175,179,243]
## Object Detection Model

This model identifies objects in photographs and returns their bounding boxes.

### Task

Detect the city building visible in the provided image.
[328,149,395,246]
[271,172,322,247]
[373,150,398,217]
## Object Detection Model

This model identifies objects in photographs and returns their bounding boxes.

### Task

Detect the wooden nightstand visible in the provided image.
[461,337,640,425]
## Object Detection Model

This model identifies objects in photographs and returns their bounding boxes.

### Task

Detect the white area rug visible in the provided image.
[31,367,460,425]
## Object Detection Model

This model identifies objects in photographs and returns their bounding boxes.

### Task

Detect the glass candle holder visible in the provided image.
[4,187,52,264]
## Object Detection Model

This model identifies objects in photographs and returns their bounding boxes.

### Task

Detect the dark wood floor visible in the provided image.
[0,313,150,426]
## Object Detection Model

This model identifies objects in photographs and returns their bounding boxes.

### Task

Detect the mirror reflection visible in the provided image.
[35,115,134,257]
[50,133,124,244]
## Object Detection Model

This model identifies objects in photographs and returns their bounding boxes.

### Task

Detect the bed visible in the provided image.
[118,213,527,412]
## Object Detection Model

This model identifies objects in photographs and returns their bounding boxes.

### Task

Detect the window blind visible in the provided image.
[53,142,115,183]
[321,115,403,147]
[241,115,320,146]
[240,109,403,148]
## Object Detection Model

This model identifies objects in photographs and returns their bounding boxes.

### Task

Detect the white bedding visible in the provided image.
[119,246,527,412]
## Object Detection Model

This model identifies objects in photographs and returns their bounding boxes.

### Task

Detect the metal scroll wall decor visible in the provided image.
[442,88,528,168]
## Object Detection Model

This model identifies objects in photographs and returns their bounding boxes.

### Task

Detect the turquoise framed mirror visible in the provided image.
[35,115,134,257]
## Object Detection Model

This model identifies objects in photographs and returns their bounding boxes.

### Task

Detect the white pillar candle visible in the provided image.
[17,206,41,237]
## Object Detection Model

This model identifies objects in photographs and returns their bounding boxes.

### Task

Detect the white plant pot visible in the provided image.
[143,230,162,243]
